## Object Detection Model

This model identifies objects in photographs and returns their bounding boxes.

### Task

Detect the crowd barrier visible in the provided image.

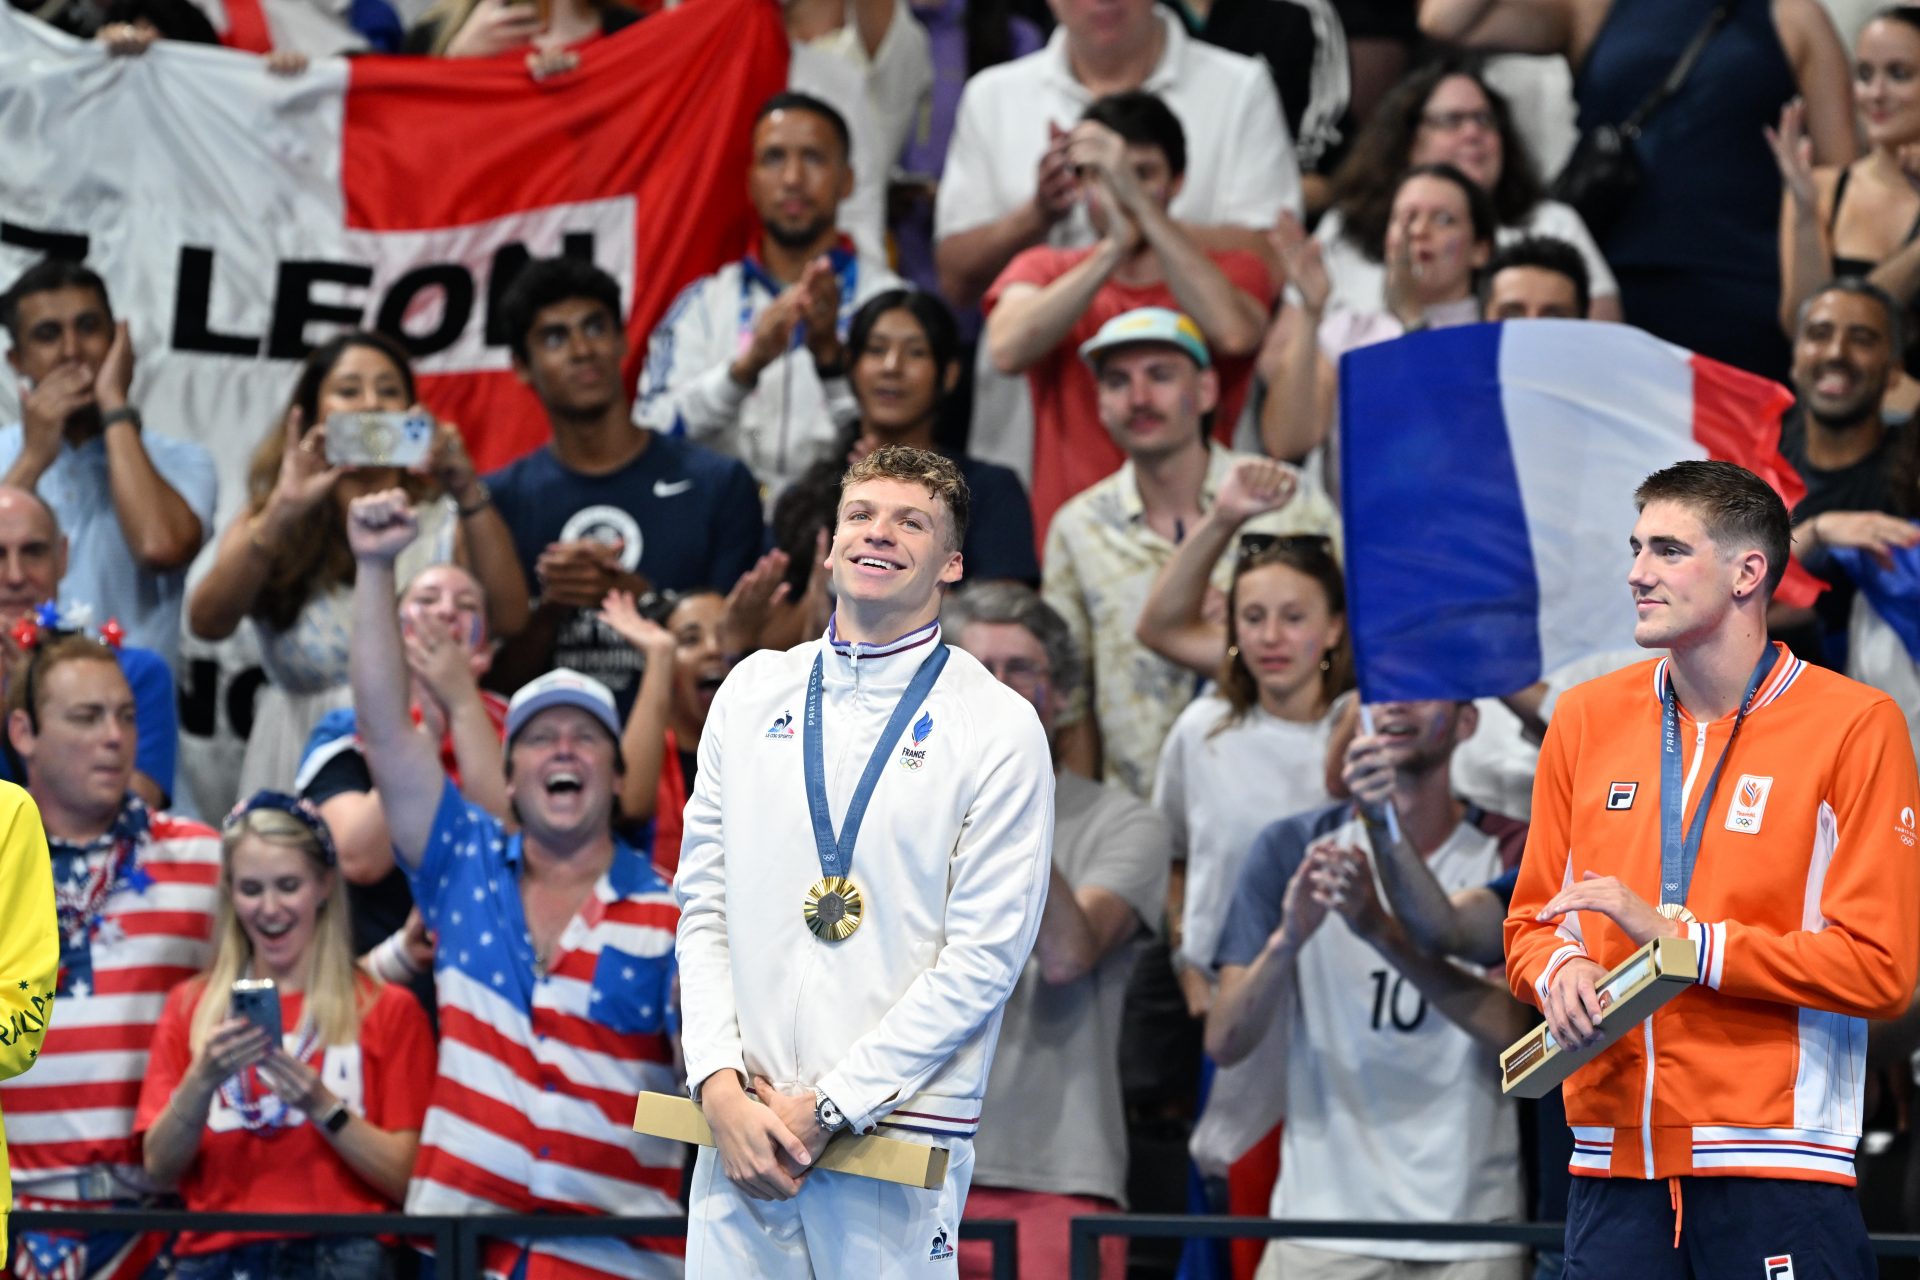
[6,1210,1019,1279]
[1066,1216,1920,1280]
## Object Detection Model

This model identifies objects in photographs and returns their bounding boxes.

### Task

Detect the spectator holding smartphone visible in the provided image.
[189,331,527,802]
[138,792,434,1280]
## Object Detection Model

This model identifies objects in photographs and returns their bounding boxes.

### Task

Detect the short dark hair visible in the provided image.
[754,91,852,162]
[499,258,623,365]
[1081,90,1187,179]
[1397,162,1498,247]
[1480,234,1592,318]
[1796,276,1906,362]
[2,257,113,346]
[1635,461,1792,601]
[840,444,970,552]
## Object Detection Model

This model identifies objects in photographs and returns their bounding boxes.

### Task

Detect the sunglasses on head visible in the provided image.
[1236,532,1335,563]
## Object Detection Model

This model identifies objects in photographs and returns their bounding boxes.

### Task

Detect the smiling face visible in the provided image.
[1385,174,1489,303]
[667,592,732,734]
[1410,75,1503,191]
[1627,499,1758,650]
[229,833,331,985]
[508,704,620,840]
[852,308,949,438]
[1093,344,1217,462]
[1231,562,1343,711]
[830,477,964,631]
[12,654,136,835]
[1363,699,1473,774]
[1792,289,1895,428]
[1856,16,1920,148]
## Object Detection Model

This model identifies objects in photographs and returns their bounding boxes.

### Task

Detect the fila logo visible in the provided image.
[1606,782,1638,810]
[1724,774,1774,835]
[1765,1255,1795,1280]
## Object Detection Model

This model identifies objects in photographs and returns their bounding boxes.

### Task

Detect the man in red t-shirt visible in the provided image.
[985,89,1276,544]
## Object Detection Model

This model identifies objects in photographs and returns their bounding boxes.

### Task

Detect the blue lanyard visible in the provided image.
[803,643,950,880]
[1658,646,1777,908]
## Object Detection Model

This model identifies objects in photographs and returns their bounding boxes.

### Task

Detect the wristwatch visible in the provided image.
[317,1098,351,1134]
[813,1089,848,1134]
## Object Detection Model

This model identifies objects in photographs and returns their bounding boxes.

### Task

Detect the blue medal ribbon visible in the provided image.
[1658,645,1778,908]
[803,643,949,882]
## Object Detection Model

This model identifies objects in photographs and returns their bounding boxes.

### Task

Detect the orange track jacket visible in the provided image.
[1505,644,1920,1184]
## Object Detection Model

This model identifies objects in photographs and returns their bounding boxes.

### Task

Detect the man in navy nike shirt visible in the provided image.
[485,257,764,714]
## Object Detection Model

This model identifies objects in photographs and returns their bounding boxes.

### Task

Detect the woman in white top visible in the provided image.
[1146,480,1351,1017]
[1315,56,1621,321]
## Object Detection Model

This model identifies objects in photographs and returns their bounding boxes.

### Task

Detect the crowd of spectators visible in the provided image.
[12,0,1920,1277]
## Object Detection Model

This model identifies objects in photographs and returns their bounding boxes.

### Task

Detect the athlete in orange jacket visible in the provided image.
[1505,461,1920,1276]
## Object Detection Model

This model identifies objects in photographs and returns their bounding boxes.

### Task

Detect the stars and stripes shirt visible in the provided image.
[0,800,219,1198]
[403,782,683,1280]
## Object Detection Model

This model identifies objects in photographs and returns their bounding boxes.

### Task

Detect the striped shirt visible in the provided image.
[1,800,219,1197]
[404,782,682,1280]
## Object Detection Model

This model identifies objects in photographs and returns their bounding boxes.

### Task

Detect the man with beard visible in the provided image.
[1772,278,1920,663]
[484,257,764,714]
[0,258,215,666]
[638,92,902,507]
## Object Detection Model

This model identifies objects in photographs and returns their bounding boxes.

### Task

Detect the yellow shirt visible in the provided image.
[0,784,60,1255]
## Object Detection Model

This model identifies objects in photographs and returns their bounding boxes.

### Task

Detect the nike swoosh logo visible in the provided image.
[652,479,694,498]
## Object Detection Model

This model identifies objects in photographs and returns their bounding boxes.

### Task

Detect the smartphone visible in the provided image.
[324,409,434,469]
[230,978,282,1046]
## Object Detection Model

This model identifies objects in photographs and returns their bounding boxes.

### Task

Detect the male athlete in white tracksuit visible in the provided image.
[676,445,1055,1277]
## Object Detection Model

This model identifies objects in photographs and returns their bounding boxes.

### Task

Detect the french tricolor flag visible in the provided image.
[1339,320,1818,702]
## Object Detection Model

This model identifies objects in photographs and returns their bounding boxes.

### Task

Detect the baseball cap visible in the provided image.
[1078,307,1211,369]
[506,668,621,745]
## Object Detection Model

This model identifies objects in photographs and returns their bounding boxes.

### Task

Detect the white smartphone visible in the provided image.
[324,409,434,469]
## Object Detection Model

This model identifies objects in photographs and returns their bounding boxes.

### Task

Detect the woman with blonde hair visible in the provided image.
[137,793,434,1280]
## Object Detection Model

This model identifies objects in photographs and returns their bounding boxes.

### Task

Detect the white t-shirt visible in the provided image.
[1229,808,1524,1261]
[799,0,934,185]
[1314,199,1618,319]
[1152,694,1334,973]
[935,9,1302,485]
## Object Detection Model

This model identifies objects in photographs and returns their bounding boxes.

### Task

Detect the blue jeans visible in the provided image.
[171,1237,391,1280]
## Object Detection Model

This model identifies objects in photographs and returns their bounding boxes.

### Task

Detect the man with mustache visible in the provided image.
[1773,278,1920,663]
[1040,307,1336,801]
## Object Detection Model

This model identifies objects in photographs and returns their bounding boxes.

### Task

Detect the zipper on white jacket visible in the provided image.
[1643,720,1710,1177]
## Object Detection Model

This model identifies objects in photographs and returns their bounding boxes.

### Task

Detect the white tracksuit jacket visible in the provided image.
[676,620,1054,1140]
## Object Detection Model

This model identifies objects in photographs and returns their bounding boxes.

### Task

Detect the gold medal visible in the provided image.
[1657,903,1696,924]
[803,876,864,942]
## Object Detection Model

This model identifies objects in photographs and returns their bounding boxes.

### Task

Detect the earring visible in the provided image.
[1227,645,1240,659]
[1319,653,1332,672]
